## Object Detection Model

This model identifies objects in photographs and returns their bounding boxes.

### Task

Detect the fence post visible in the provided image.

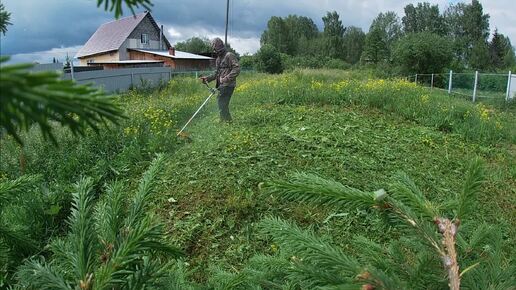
[130,72,134,87]
[448,70,453,94]
[506,71,512,101]
[415,74,418,84]
[431,73,434,89]
[70,60,75,81]
[472,71,479,102]
[169,70,172,81]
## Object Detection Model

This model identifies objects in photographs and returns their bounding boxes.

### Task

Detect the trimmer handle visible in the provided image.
[204,82,218,94]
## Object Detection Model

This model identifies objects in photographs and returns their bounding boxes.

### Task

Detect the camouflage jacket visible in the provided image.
[207,51,240,88]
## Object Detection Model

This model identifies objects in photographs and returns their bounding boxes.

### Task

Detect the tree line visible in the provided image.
[252,0,516,74]
[174,1,510,74]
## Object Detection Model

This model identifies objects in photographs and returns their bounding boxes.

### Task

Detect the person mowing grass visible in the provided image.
[200,37,240,122]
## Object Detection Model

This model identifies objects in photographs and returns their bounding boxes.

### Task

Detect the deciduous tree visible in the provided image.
[402,2,445,35]
[261,16,289,54]
[367,11,402,61]
[362,27,388,64]
[175,37,212,55]
[393,32,452,74]
[255,44,284,74]
[322,11,346,59]
[343,26,366,64]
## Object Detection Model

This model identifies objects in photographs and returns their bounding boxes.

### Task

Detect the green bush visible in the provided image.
[324,58,351,70]
[239,54,255,70]
[393,32,452,74]
[282,54,329,70]
[255,44,284,74]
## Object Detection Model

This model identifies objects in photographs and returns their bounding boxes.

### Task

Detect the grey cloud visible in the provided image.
[1,0,514,60]
[1,0,112,54]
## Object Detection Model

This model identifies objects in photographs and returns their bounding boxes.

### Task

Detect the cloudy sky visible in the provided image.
[1,0,514,63]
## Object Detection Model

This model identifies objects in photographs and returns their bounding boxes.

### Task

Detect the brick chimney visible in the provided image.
[168,47,175,56]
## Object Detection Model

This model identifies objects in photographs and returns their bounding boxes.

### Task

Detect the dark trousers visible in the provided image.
[217,86,235,122]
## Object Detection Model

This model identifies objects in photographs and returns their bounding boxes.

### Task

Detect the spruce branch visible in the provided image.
[0,174,42,280]
[16,259,71,290]
[264,160,492,289]
[125,256,171,289]
[463,223,496,255]
[18,155,182,289]
[126,153,166,228]
[95,181,126,248]
[268,172,445,258]
[0,175,42,204]
[258,217,403,289]
[94,217,182,289]
[68,177,97,289]
[0,225,39,255]
[389,172,439,219]
[287,263,357,289]
[0,56,125,145]
[94,154,181,289]
[48,239,74,276]
[456,158,484,220]
[244,254,292,287]
[259,217,361,277]
[208,268,250,290]
[386,198,444,256]
[0,3,11,35]
[96,0,153,18]
[165,260,199,290]
[266,173,379,210]
[351,236,390,270]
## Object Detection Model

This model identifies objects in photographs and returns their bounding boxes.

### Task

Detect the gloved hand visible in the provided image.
[200,76,208,84]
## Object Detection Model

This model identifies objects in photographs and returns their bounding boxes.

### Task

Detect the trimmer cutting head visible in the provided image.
[176,130,192,142]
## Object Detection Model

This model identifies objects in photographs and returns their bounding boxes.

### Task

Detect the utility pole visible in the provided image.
[224,0,229,45]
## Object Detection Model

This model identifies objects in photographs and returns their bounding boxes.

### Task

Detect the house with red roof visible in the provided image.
[76,12,212,70]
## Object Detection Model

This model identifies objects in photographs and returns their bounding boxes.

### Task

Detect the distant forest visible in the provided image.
[177,1,516,75]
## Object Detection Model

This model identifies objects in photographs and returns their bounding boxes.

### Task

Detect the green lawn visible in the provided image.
[155,71,515,280]
[1,69,514,285]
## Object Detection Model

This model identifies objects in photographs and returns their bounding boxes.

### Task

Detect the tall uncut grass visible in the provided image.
[235,70,514,145]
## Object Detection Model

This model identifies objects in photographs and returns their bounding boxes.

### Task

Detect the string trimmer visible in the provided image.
[176,83,218,139]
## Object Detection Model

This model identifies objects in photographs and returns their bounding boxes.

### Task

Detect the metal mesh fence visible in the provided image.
[476,73,507,101]
[409,71,514,103]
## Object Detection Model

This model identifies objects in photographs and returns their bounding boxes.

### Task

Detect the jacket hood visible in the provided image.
[211,37,226,55]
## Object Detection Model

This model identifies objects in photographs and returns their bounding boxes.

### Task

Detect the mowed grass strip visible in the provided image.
[158,71,515,280]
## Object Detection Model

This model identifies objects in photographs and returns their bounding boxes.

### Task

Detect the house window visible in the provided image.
[141,33,149,44]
